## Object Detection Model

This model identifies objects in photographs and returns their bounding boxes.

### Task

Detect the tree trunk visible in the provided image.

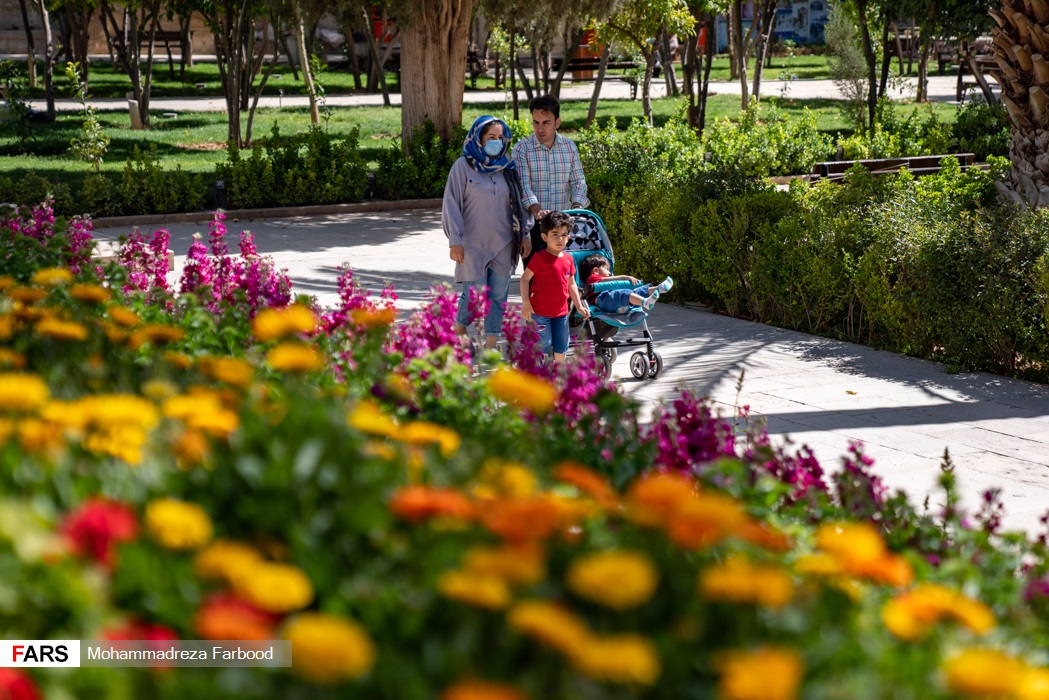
[64,1,93,86]
[361,8,390,106]
[964,48,996,104]
[700,16,715,131]
[550,27,584,99]
[35,0,56,120]
[586,44,610,128]
[510,23,518,120]
[399,0,476,142]
[751,0,776,102]
[659,27,678,97]
[17,0,37,87]
[515,54,534,102]
[732,0,749,108]
[179,14,193,79]
[990,0,1048,206]
[917,34,930,102]
[294,3,320,123]
[641,49,656,124]
[728,7,739,80]
[854,0,878,129]
[878,21,891,98]
[344,21,362,90]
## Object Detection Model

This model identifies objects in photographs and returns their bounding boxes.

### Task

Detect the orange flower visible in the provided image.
[487,368,559,415]
[714,647,803,700]
[882,584,995,641]
[699,557,794,608]
[463,545,545,586]
[508,600,591,656]
[553,461,616,505]
[194,594,279,641]
[8,287,48,304]
[70,284,111,304]
[815,522,913,587]
[36,317,89,341]
[129,325,185,350]
[350,307,397,329]
[108,307,141,327]
[736,520,792,552]
[389,485,474,523]
[624,472,696,527]
[441,680,528,700]
[437,569,512,610]
[481,496,564,544]
[944,648,1026,697]
[665,491,747,550]
[252,304,317,341]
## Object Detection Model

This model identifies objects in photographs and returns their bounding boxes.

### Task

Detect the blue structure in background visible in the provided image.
[714,0,829,51]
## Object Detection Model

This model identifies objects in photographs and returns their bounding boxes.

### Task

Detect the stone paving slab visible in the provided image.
[95,209,1049,534]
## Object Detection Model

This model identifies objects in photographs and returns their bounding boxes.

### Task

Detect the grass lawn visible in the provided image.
[0,93,965,196]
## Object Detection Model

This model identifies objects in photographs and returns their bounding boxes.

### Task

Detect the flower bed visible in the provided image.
[1,202,1049,700]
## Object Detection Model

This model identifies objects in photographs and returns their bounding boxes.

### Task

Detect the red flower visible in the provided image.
[60,498,138,568]
[194,594,280,641]
[0,669,41,700]
[102,620,179,642]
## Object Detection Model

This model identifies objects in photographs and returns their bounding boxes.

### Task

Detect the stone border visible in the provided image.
[91,198,443,229]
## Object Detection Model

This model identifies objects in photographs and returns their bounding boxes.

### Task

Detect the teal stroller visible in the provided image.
[563,209,664,380]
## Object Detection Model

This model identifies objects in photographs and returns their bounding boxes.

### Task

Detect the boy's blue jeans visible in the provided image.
[533,313,570,355]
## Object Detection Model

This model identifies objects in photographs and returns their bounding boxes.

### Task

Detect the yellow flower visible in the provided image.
[163,392,223,420]
[348,400,400,438]
[163,351,194,369]
[199,357,255,388]
[235,562,314,613]
[473,459,537,499]
[141,379,178,401]
[18,418,62,456]
[882,584,995,641]
[128,324,185,350]
[36,317,89,341]
[570,634,660,685]
[0,349,25,370]
[283,613,375,685]
[398,421,461,457]
[252,304,317,341]
[185,408,240,438]
[175,429,210,468]
[0,314,15,340]
[145,498,213,550]
[108,307,141,327]
[566,550,658,611]
[438,569,512,610]
[508,600,591,656]
[463,545,545,586]
[699,557,794,608]
[350,307,397,329]
[266,342,324,372]
[944,649,1026,697]
[8,287,48,304]
[80,394,160,430]
[1019,667,1049,700]
[194,539,263,583]
[441,680,528,700]
[70,284,111,304]
[715,647,804,700]
[31,267,73,286]
[488,368,559,415]
[0,276,14,290]
[0,373,49,413]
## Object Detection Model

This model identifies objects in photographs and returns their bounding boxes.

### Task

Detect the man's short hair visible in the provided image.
[541,210,573,233]
[529,94,561,119]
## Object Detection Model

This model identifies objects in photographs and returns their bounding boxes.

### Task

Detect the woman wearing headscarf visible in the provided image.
[442,115,531,352]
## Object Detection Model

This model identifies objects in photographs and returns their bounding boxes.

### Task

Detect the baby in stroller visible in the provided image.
[581,254,674,314]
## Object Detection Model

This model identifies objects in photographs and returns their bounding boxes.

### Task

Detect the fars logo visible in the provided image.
[0,641,81,667]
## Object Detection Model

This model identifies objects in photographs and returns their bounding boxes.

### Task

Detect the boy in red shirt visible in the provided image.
[581,253,673,313]
[520,211,590,362]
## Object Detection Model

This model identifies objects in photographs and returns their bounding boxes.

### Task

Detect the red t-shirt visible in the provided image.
[585,270,608,301]
[526,250,576,317]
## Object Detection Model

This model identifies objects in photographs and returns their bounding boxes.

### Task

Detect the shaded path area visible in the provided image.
[96,208,1049,533]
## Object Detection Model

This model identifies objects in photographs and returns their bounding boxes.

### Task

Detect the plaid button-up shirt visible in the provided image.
[511,133,589,213]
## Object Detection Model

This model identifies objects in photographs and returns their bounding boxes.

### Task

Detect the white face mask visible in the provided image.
[483,139,503,157]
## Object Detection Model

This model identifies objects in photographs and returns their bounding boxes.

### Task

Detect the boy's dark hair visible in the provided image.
[580,254,610,283]
[529,94,561,119]
[541,210,573,234]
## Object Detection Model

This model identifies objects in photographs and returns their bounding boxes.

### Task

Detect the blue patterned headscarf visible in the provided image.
[463,115,516,174]
[461,115,525,268]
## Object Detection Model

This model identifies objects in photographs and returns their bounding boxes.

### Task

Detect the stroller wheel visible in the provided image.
[629,352,648,379]
[597,353,613,380]
[648,352,664,379]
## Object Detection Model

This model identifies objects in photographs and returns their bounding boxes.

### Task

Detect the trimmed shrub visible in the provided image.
[373,120,464,200]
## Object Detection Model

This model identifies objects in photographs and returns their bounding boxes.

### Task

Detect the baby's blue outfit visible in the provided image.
[593,283,653,314]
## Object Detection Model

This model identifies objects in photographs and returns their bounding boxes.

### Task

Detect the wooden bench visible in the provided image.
[140,30,189,66]
[549,56,640,99]
[810,153,978,182]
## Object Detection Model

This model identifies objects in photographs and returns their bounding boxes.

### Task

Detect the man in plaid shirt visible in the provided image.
[512,95,589,268]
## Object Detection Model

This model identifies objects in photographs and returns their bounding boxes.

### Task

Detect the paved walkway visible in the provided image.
[93,208,1049,534]
[30,74,993,114]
